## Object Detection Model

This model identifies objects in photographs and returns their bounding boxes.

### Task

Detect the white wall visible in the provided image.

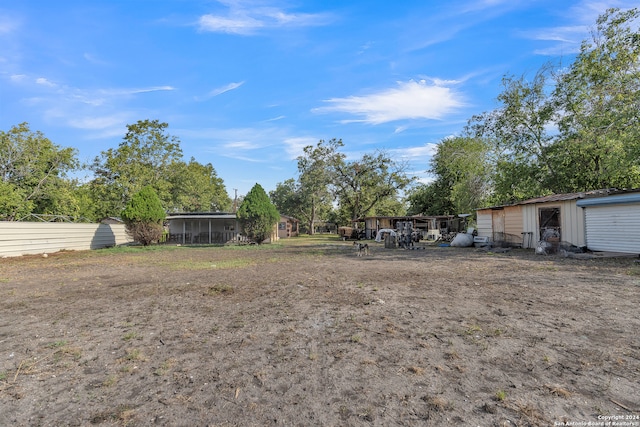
[0,222,132,257]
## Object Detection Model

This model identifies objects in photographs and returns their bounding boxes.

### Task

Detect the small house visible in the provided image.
[165,212,239,244]
[278,215,300,239]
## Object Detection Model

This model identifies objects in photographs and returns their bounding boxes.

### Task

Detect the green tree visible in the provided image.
[90,119,183,217]
[169,158,232,212]
[406,181,455,216]
[432,136,492,212]
[468,68,555,204]
[237,183,280,243]
[328,140,412,225]
[121,186,166,246]
[295,141,336,234]
[270,179,303,217]
[551,7,640,191]
[407,136,490,215]
[0,123,78,220]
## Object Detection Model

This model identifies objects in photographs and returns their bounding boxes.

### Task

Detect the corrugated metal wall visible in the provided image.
[476,210,493,238]
[583,205,640,253]
[0,222,132,257]
[522,200,585,248]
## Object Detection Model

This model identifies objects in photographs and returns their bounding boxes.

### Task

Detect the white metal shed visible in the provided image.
[576,192,640,254]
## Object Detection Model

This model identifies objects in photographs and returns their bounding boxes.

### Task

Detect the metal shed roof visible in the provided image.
[166,212,236,220]
[477,189,637,210]
[576,193,640,207]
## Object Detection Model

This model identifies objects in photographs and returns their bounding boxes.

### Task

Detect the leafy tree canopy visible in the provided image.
[0,122,78,220]
[237,183,280,243]
[91,119,183,218]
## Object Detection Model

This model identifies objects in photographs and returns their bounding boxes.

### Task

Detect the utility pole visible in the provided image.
[233,188,238,212]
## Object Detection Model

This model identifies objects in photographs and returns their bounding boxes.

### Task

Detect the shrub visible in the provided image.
[237,183,280,244]
[121,186,165,246]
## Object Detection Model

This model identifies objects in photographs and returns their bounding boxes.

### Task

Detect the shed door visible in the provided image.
[584,204,640,253]
[492,209,505,241]
[539,207,561,241]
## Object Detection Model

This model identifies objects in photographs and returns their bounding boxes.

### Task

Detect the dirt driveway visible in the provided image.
[1,238,639,426]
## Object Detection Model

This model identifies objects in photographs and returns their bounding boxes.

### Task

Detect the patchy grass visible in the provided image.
[205,284,234,295]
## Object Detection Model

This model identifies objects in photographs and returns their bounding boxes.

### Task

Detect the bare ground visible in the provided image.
[1,237,639,426]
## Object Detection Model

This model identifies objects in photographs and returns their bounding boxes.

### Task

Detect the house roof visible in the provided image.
[166,212,236,220]
[280,215,300,222]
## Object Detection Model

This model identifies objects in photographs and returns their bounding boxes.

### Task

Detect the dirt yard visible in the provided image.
[1,237,639,426]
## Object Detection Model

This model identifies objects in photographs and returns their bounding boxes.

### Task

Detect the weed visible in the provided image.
[47,340,67,348]
[61,346,83,361]
[154,358,177,376]
[495,390,507,401]
[423,395,451,412]
[445,350,460,360]
[350,335,362,343]
[0,372,6,381]
[122,331,139,341]
[407,366,424,375]
[465,324,482,335]
[124,349,146,362]
[546,384,571,398]
[308,352,318,361]
[103,375,118,387]
[206,284,234,295]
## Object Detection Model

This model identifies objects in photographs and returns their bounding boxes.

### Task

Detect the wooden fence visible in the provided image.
[0,222,132,258]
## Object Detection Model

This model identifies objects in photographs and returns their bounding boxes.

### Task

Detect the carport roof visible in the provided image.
[166,212,236,220]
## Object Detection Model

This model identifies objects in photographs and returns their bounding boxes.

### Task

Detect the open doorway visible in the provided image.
[539,207,561,241]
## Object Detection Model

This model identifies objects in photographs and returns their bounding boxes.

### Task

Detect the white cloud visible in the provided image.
[263,115,286,122]
[196,81,244,101]
[314,79,466,125]
[197,2,332,35]
[0,15,19,34]
[223,141,261,150]
[67,114,130,131]
[523,0,640,56]
[10,74,27,82]
[390,143,439,161]
[36,77,56,87]
[198,14,263,35]
[282,137,316,159]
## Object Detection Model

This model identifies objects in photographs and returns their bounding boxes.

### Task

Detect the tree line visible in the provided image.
[0,119,232,222]
[2,8,638,234]
[407,8,640,216]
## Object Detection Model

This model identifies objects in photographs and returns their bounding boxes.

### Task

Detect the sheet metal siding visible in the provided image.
[476,211,493,238]
[560,200,585,247]
[583,205,640,253]
[522,200,585,248]
[0,223,131,257]
[504,205,523,237]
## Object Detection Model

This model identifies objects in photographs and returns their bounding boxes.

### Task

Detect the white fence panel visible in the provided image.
[0,222,132,257]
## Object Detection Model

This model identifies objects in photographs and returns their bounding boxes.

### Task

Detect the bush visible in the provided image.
[121,186,166,246]
[237,183,280,244]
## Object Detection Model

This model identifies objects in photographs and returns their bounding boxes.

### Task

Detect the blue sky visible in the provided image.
[1,0,637,198]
